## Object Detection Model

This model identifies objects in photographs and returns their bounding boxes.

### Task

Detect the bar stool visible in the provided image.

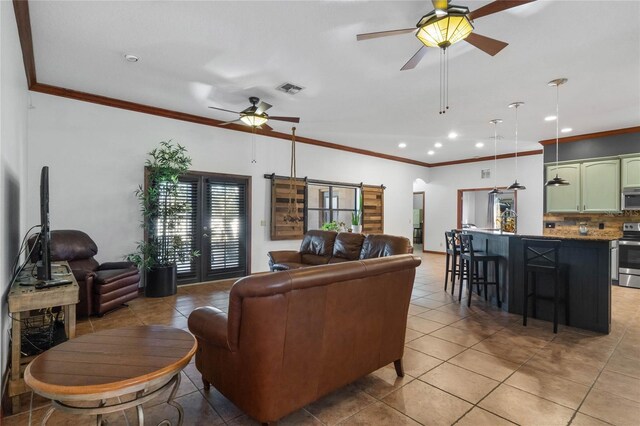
[522,239,570,334]
[444,231,461,294]
[458,234,501,308]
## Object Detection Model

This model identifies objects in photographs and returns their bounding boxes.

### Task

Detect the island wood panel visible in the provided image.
[362,186,384,234]
[271,177,306,240]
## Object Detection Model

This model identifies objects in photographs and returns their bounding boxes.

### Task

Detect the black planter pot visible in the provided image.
[145,265,177,297]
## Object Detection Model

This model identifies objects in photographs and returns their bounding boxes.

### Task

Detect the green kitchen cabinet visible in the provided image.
[581,159,620,212]
[546,163,581,213]
[622,156,640,188]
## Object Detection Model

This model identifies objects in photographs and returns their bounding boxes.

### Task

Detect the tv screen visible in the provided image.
[37,166,51,280]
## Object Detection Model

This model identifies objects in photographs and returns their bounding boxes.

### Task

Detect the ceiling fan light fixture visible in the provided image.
[416,12,473,49]
[240,113,268,127]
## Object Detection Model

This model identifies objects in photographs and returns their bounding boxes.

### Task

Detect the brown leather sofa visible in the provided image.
[188,254,421,425]
[30,230,140,317]
[267,230,413,271]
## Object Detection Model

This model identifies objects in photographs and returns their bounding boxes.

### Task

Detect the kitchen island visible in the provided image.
[464,229,613,333]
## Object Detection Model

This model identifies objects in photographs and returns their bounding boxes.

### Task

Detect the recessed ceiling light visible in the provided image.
[398,142,407,148]
[428,150,435,155]
[434,142,443,148]
[475,142,484,148]
[124,54,139,63]
[448,132,458,139]
[561,127,573,133]
[544,115,557,121]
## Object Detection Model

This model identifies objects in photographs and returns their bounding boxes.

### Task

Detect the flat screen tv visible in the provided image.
[36,166,52,281]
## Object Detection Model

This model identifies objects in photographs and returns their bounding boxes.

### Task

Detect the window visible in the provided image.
[307,184,360,230]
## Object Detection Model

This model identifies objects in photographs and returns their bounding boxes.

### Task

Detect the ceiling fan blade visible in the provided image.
[432,0,449,11]
[400,46,428,71]
[219,119,241,126]
[208,106,240,114]
[464,32,509,56]
[269,116,300,123]
[256,101,272,114]
[469,0,536,21]
[356,28,416,41]
[260,123,274,131]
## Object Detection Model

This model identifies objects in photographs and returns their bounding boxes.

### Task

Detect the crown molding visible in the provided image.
[428,149,542,168]
[538,126,640,146]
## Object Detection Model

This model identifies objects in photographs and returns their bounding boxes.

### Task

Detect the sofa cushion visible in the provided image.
[271,262,308,271]
[300,230,337,257]
[332,232,366,261]
[360,234,412,259]
[301,253,331,265]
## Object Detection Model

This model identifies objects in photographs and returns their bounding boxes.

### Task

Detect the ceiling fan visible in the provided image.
[357,0,536,70]
[209,97,300,131]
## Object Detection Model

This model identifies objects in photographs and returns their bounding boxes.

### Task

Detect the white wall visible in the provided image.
[422,155,544,252]
[1,0,29,391]
[26,93,430,274]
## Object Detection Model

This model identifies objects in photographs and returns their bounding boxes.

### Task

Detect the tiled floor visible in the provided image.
[4,253,640,425]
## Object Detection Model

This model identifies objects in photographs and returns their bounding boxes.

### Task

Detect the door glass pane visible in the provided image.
[208,181,245,274]
[334,187,356,210]
[308,185,330,209]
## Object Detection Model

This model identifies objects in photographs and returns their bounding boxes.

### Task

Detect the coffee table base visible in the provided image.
[39,373,184,426]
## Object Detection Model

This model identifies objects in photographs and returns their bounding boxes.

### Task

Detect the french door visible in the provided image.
[171,172,251,284]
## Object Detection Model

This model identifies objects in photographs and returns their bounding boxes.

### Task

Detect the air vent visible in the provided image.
[481,169,491,179]
[276,83,304,94]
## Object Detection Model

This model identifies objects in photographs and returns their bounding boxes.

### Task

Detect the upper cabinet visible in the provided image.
[581,160,620,212]
[546,159,621,213]
[546,163,581,213]
[622,156,640,188]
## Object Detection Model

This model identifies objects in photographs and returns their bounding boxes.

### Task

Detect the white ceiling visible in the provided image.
[29,1,640,164]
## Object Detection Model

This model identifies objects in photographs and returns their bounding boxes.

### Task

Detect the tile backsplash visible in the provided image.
[543,211,640,239]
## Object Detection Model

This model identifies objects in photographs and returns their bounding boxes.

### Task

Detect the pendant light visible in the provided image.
[507,102,526,190]
[488,119,503,195]
[545,78,570,186]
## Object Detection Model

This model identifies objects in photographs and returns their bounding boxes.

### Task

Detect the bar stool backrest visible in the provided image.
[522,239,561,269]
[459,233,474,257]
[445,231,456,253]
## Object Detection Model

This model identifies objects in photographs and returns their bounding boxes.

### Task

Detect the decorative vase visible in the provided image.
[351,225,363,234]
[145,264,177,297]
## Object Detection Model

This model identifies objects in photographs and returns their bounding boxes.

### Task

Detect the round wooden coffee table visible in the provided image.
[24,325,197,425]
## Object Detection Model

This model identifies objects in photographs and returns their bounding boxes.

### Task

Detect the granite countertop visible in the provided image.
[464,228,616,242]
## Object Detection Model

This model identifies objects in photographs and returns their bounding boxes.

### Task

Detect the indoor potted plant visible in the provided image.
[351,192,363,233]
[128,140,199,297]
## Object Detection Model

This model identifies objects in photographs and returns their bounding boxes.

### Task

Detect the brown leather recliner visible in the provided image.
[267,230,413,271]
[30,230,140,317]
[188,254,421,425]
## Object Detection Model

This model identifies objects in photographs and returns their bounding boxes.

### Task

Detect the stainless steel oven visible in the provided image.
[619,223,640,288]
[622,188,640,210]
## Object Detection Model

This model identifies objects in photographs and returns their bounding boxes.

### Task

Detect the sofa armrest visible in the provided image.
[188,306,233,351]
[267,250,301,269]
[97,261,137,271]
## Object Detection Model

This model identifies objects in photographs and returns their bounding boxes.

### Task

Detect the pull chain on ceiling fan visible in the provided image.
[356,0,536,114]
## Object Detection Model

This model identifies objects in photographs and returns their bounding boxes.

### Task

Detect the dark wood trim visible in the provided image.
[29,83,432,168]
[429,149,542,168]
[413,191,425,246]
[12,0,37,88]
[538,126,640,146]
[423,250,445,255]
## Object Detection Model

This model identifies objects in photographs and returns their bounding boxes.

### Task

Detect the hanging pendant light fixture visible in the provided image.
[489,119,503,195]
[507,102,526,190]
[545,78,570,186]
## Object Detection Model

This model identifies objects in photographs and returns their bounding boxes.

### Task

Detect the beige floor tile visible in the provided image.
[305,384,377,425]
[455,407,516,426]
[137,391,225,425]
[524,351,603,386]
[404,328,425,343]
[505,365,590,409]
[408,304,430,316]
[423,291,459,304]
[604,351,640,379]
[593,369,640,402]
[382,379,472,425]
[419,362,499,404]
[570,412,614,426]
[449,316,505,334]
[471,336,539,364]
[580,388,640,426]
[199,387,244,422]
[406,316,446,334]
[228,409,322,425]
[449,349,521,381]
[406,335,467,361]
[430,325,493,347]
[479,384,575,426]
[338,402,420,425]
[410,297,449,310]
[353,365,414,399]
[400,347,443,377]
[417,309,466,325]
